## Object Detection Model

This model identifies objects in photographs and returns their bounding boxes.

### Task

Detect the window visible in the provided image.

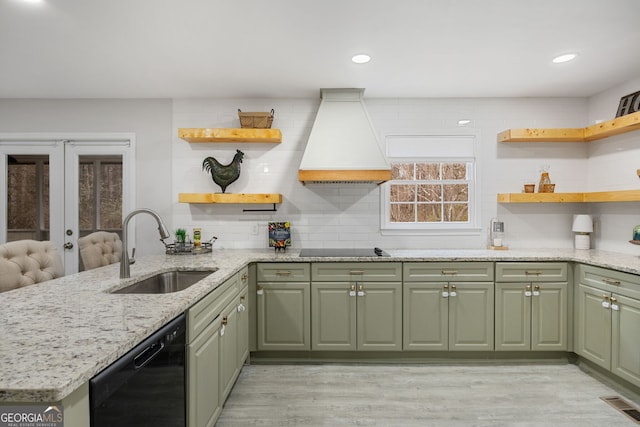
[381,134,479,233]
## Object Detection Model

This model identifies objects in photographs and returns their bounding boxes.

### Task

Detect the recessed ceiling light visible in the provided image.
[458,119,472,126]
[21,0,44,3]
[351,54,371,64]
[552,53,577,64]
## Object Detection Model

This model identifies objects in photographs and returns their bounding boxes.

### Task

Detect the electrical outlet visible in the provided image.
[251,223,259,235]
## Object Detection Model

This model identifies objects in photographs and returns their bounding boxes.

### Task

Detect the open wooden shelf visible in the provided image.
[498,111,640,143]
[497,190,640,203]
[178,193,282,204]
[178,128,282,143]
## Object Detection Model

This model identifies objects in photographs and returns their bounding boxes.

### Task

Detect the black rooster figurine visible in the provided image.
[202,149,244,193]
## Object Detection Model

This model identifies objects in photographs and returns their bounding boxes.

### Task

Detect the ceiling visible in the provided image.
[1,0,640,99]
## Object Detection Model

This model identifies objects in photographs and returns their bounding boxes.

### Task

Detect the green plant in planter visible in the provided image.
[175,228,186,243]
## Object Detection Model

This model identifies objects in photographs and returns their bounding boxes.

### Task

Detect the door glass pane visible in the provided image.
[99,160,123,230]
[78,155,123,237]
[7,155,50,242]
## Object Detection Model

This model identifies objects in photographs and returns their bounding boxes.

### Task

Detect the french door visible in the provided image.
[0,133,135,274]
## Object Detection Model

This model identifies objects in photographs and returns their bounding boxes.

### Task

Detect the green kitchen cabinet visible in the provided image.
[311,262,403,351]
[237,284,249,366]
[403,262,494,351]
[612,294,640,386]
[188,315,222,427]
[495,263,568,352]
[187,269,247,427]
[256,263,311,351]
[575,264,640,388]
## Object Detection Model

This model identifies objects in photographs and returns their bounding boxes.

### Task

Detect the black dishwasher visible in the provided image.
[90,313,186,427]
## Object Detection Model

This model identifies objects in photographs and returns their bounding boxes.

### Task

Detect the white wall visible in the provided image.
[587,77,640,254]
[172,97,589,250]
[0,99,173,256]
[3,84,638,255]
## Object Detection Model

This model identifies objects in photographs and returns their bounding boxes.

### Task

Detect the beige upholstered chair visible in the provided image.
[78,231,123,271]
[0,240,64,293]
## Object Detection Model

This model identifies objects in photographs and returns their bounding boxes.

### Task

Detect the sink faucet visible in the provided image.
[120,208,171,279]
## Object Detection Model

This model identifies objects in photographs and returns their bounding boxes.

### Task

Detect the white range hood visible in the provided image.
[298,88,391,184]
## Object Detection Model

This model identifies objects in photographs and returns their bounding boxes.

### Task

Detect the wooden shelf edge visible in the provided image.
[497,128,585,143]
[497,192,585,203]
[498,189,640,203]
[498,111,640,143]
[178,128,282,143]
[584,111,640,141]
[178,193,283,204]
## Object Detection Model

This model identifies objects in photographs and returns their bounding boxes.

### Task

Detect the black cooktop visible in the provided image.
[299,247,390,257]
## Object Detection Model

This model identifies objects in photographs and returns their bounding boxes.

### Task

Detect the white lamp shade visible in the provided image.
[572,214,593,233]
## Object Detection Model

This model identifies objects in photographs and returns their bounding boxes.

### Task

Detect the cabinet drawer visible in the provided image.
[312,262,402,282]
[403,262,494,282]
[188,272,239,342]
[496,262,567,282]
[257,263,310,282]
[578,264,640,299]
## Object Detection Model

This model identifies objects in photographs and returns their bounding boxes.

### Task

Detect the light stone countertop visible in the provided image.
[2,247,640,403]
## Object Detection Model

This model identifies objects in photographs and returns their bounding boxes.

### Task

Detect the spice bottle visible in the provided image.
[193,228,201,247]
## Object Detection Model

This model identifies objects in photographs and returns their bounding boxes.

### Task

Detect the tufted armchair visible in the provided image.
[0,240,64,293]
[78,231,123,271]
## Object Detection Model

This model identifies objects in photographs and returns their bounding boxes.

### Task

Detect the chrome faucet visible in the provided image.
[120,208,171,279]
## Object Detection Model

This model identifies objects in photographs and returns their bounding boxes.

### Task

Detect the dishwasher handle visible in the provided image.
[133,340,166,370]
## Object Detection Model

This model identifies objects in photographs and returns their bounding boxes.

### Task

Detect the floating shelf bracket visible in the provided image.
[242,203,278,212]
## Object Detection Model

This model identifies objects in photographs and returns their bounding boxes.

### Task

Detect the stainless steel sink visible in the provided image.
[113,269,218,294]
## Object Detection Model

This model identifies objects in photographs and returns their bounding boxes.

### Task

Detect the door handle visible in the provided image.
[64,242,74,250]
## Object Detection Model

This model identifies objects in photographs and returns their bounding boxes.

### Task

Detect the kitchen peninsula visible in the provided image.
[2,248,640,424]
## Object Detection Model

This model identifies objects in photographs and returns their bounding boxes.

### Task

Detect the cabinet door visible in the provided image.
[237,286,249,367]
[576,284,611,369]
[495,283,530,351]
[612,294,640,387]
[256,282,310,351]
[403,282,448,351]
[187,317,221,427]
[357,282,402,351]
[219,299,239,404]
[449,282,494,351]
[531,282,567,351]
[311,282,357,351]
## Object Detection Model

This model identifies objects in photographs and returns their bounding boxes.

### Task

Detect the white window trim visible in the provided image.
[379,130,482,236]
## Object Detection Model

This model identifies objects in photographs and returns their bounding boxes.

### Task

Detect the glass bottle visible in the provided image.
[538,171,551,193]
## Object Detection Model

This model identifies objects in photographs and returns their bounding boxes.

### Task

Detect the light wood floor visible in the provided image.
[217,363,638,426]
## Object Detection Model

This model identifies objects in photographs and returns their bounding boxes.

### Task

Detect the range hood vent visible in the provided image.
[298,88,391,185]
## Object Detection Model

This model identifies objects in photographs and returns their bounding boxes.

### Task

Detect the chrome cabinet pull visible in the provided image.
[276,270,291,276]
[441,270,458,275]
[350,270,365,275]
[525,271,541,276]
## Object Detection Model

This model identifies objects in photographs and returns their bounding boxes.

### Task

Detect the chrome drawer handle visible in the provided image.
[276,270,291,276]
[349,270,365,275]
[525,271,541,276]
[602,278,621,286]
[441,270,458,275]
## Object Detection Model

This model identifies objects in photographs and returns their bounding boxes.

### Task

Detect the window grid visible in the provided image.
[388,161,471,225]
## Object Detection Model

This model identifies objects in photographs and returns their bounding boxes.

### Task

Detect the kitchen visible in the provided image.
[2,0,640,426]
